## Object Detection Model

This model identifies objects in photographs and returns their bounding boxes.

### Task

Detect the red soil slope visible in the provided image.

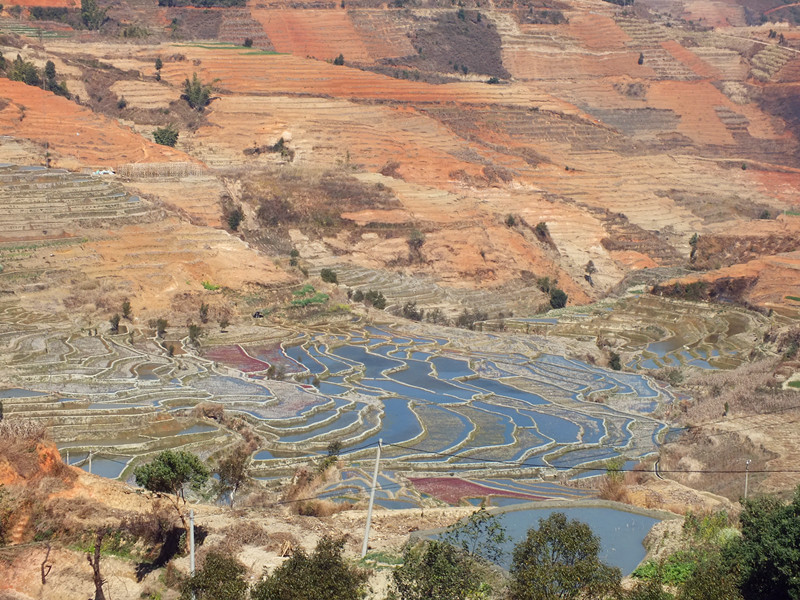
[249,9,372,62]
[0,80,194,169]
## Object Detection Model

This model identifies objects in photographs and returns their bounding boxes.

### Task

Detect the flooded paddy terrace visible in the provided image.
[0,295,764,507]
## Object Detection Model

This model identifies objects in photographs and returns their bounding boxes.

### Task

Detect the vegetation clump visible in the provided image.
[251,536,368,600]
[153,124,179,147]
[182,72,216,111]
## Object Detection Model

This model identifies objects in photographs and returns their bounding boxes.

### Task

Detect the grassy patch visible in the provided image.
[785,296,800,302]
[788,380,800,389]
[202,281,221,291]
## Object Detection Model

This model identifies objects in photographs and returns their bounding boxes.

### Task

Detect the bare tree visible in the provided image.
[86,528,108,600]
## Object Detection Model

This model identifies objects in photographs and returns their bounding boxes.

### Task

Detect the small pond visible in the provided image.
[434,505,662,576]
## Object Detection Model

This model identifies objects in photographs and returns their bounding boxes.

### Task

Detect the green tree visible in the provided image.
[80,0,107,30]
[109,314,120,333]
[155,318,168,337]
[215,444,251,507]
[121,298,131,319]
[243,38,253,47]
[133,449,209,545]
[509,512,621,600]
[441,506,508,565]
[180,552,248,600]
[549,288,568,309]
[153,124,179,147]
[227,207,243,231]
[251,536,368,600]
[9,54,41,86]
[609,351,622,371]
[182,72,215,111]
[392,540,482,600]
[320,268,338,284]
[678,552,742,600]
[333,53,345,66]
[364,289,386,310]
[725,486,800,600]
[188,323,202,345]
[155,57,163,71]
[44,59,56,81]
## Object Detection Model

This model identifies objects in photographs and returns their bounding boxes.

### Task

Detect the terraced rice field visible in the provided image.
[0,295,705,504]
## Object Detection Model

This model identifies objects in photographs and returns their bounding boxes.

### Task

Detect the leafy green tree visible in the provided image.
[133,450,209,545]
[392,540,482,600]
[725,486,800,600]
[80,0,107,30]
[364,289,386,310]
[509,512,621,600]
[9,54,41,86]
[441,506,508,564]
[182,72,215,111]
[215,444,251,507]
[678,552,742,600]
[320,268,338,284]
[251,536,368,600]
[549,288,568,309]
[180,552,248,600]
[153,124,179,147]
[44,59,56,81]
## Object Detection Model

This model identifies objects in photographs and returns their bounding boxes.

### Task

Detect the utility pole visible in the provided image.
[88,451,92,475]
[190,509,196,575]
[361,439,382,558]
[744,459,752,501]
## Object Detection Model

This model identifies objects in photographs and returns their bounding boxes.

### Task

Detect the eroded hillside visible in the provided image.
[0,0,797,320]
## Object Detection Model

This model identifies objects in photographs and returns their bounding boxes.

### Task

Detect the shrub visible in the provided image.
[80,0,106,29]
[456,308,487,330]
[609,351,622,371]
[402,301,423,321]
[364,290,386,310]
[505,214,516,227]
[549,288,567,309]
[180,552,248,600]
[251,536,368,600]
[534,221,549,238]
[188,324,202,344]
[392,540,482,600]
[117,96,127,109]
[226,206,243,231]
[8,54,41,86]
[333,53,345,66]
[155,57,163,72]
[243,38,253,47]
[182,73,215,111]
[109,314,120,333]
[320,268,338,284]
[153,124,179,147]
